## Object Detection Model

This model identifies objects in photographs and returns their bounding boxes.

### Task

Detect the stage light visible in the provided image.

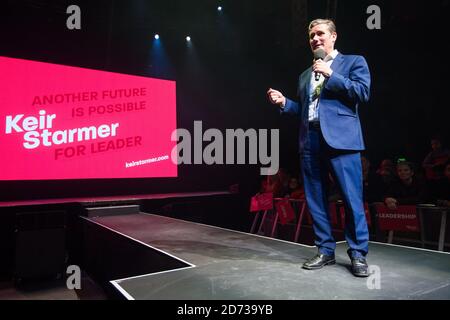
[217,6,222,11]
[186,36,191,42]
[154,34,160,40]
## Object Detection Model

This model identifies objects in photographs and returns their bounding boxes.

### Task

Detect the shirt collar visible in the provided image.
[324,49,339,62]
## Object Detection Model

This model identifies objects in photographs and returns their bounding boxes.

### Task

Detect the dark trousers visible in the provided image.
[301,123,369,258]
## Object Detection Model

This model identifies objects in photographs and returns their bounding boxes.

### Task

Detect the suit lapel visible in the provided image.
[297,53,344,123]
[330,53,344,75]
[301,67,312,107]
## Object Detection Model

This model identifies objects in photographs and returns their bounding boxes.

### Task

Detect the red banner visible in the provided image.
[275,199,295,225]
[375,204,420,232]
[250,192,273,212]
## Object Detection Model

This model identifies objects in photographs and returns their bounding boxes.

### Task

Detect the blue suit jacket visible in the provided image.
[282,53,371,152]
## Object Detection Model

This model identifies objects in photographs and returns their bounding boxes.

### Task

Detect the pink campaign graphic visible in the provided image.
[0,56,177,180]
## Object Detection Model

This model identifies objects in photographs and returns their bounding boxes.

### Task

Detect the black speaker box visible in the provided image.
[14,210,67,282]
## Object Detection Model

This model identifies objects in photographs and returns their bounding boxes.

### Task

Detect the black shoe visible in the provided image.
[351,258,369,277]
[302,253,336,270]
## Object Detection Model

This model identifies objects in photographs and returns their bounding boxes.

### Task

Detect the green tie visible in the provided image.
[312,80,325,101]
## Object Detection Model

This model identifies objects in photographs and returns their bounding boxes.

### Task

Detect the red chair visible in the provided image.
[268,198,297,238]
[249,193,274,235]
[251,197,309,242]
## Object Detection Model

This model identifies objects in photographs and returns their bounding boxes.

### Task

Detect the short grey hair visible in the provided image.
[308,19,337,33]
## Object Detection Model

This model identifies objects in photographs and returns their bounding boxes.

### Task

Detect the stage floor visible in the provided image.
[87,213,450,300]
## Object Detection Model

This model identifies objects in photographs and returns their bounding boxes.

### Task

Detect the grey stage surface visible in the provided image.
[86,213,450,300]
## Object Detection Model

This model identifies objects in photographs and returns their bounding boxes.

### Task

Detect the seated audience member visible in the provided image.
[369,158,397,203]
[260,176,274,193]
[276,168,290,197]
[376,159,397,184]
[422,137,450,181]
[361,155,383,203]
[384,162,428,209]
[361,155,370,183]
[429,161,450,207]
[287,177,305,200]
[260,170,289,198]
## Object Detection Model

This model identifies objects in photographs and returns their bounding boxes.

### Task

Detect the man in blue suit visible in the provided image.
[268,19,371,277]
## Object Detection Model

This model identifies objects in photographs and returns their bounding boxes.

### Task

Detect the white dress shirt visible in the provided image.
[308,49,339,122]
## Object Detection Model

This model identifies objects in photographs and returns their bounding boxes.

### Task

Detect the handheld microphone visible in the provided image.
[313,49,326,81]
